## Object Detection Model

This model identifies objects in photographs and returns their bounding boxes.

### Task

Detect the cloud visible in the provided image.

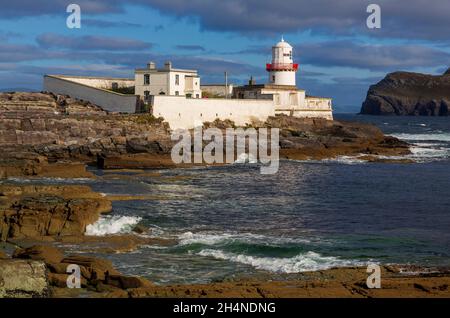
[2,1,449,42]
[83,19,144,28]
[175,45,206,51]
[295,41,450,71]
[137,0,450,41]
[0,0,124,18]
[36,33,153,51]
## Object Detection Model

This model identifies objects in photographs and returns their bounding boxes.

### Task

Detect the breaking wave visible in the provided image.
[197,249,361,273]
[85,215,142,236]
[234,153,258,164]
[391,133,450,142]
[390,133,450,162]
[177,231,312,246]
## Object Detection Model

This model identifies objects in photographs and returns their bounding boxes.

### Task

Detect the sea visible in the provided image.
[5,114,450,284]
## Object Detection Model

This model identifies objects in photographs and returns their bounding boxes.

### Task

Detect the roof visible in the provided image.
[135,68,198,74]
[274,37,292,49]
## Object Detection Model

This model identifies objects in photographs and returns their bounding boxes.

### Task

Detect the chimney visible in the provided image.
[164,61,172,70]
[248,76,256,86]
[147,61,156,69]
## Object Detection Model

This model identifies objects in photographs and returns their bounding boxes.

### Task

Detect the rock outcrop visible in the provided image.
[0,185,112,240]
[1,244,154,298]
[212,116,410,161]
[0,92,173,178]
[361,69,450,116]
[0,259,48,297]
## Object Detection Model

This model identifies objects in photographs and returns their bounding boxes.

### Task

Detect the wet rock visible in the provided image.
[61,255,121,281]
[0,185,112,240]
[0,250,7,259]
[12,245,64,264]
[132,224,148,234]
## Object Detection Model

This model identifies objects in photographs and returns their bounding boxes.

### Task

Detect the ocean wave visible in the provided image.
[409,146,449,159]
[197,249,361,273]
[234,153,258,164]
[291,156,367,165]
[391,133,450,142]
[85,215,142,236]
[178,231,312,246]
[6,177,93,183]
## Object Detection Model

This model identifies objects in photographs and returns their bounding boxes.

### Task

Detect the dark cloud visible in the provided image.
[295,41,450,71]
[138,0,450,41]
[2,1,449,41]
[36,33,153,51]
[83,19,144,28]
[0,1,124,18]
[0,42,60,62]
[175,45,206,52]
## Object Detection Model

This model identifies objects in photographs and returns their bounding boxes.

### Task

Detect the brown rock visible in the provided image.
[47,272,88,288]
[12,245,64,264]
[61,255,120,281]
[106,275,153,289]
[0,250,8,259]
[0,185,111,240]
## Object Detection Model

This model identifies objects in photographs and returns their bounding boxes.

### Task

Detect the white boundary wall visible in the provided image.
[151,96,275,129]
[55,75,134,90]
[44,75,139,113]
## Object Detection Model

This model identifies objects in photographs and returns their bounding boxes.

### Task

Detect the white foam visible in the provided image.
[85,215,142,236]
[178,231,312,246]
[391,133,450,142]
[197,249,360,273]
[234,153,258,164]
[6,177,93,183]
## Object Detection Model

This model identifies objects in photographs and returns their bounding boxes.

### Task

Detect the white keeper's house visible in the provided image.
[135,61,202,102]
[43,37,333,129]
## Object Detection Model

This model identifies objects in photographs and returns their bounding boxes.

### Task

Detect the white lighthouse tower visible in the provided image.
[266,37,298,86]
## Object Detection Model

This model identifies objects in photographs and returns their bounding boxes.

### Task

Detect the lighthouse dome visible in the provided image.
[274,37,292,49]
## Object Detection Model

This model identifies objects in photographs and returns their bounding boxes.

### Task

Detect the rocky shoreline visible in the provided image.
[0,92,410,181]
[1,244,449,298]
[0,91,425,298]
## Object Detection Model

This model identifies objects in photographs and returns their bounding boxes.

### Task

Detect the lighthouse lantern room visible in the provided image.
[266,37,298,86]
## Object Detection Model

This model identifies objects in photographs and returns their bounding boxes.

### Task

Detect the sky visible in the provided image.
[0,0,449,112]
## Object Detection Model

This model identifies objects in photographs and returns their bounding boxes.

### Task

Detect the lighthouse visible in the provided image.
[266,37,298,86]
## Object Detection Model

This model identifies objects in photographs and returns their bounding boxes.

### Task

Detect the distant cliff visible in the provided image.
[360,69,450,116]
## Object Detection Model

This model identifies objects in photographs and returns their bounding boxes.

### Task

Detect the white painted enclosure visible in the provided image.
[151,96,275,129]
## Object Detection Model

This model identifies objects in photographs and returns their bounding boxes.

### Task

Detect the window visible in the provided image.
[175,74,180,85]
[272,75,276,82]
[144,74,150,85]
[144,91,150,101]
[111,82,118,90]
[175,91,179,96]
